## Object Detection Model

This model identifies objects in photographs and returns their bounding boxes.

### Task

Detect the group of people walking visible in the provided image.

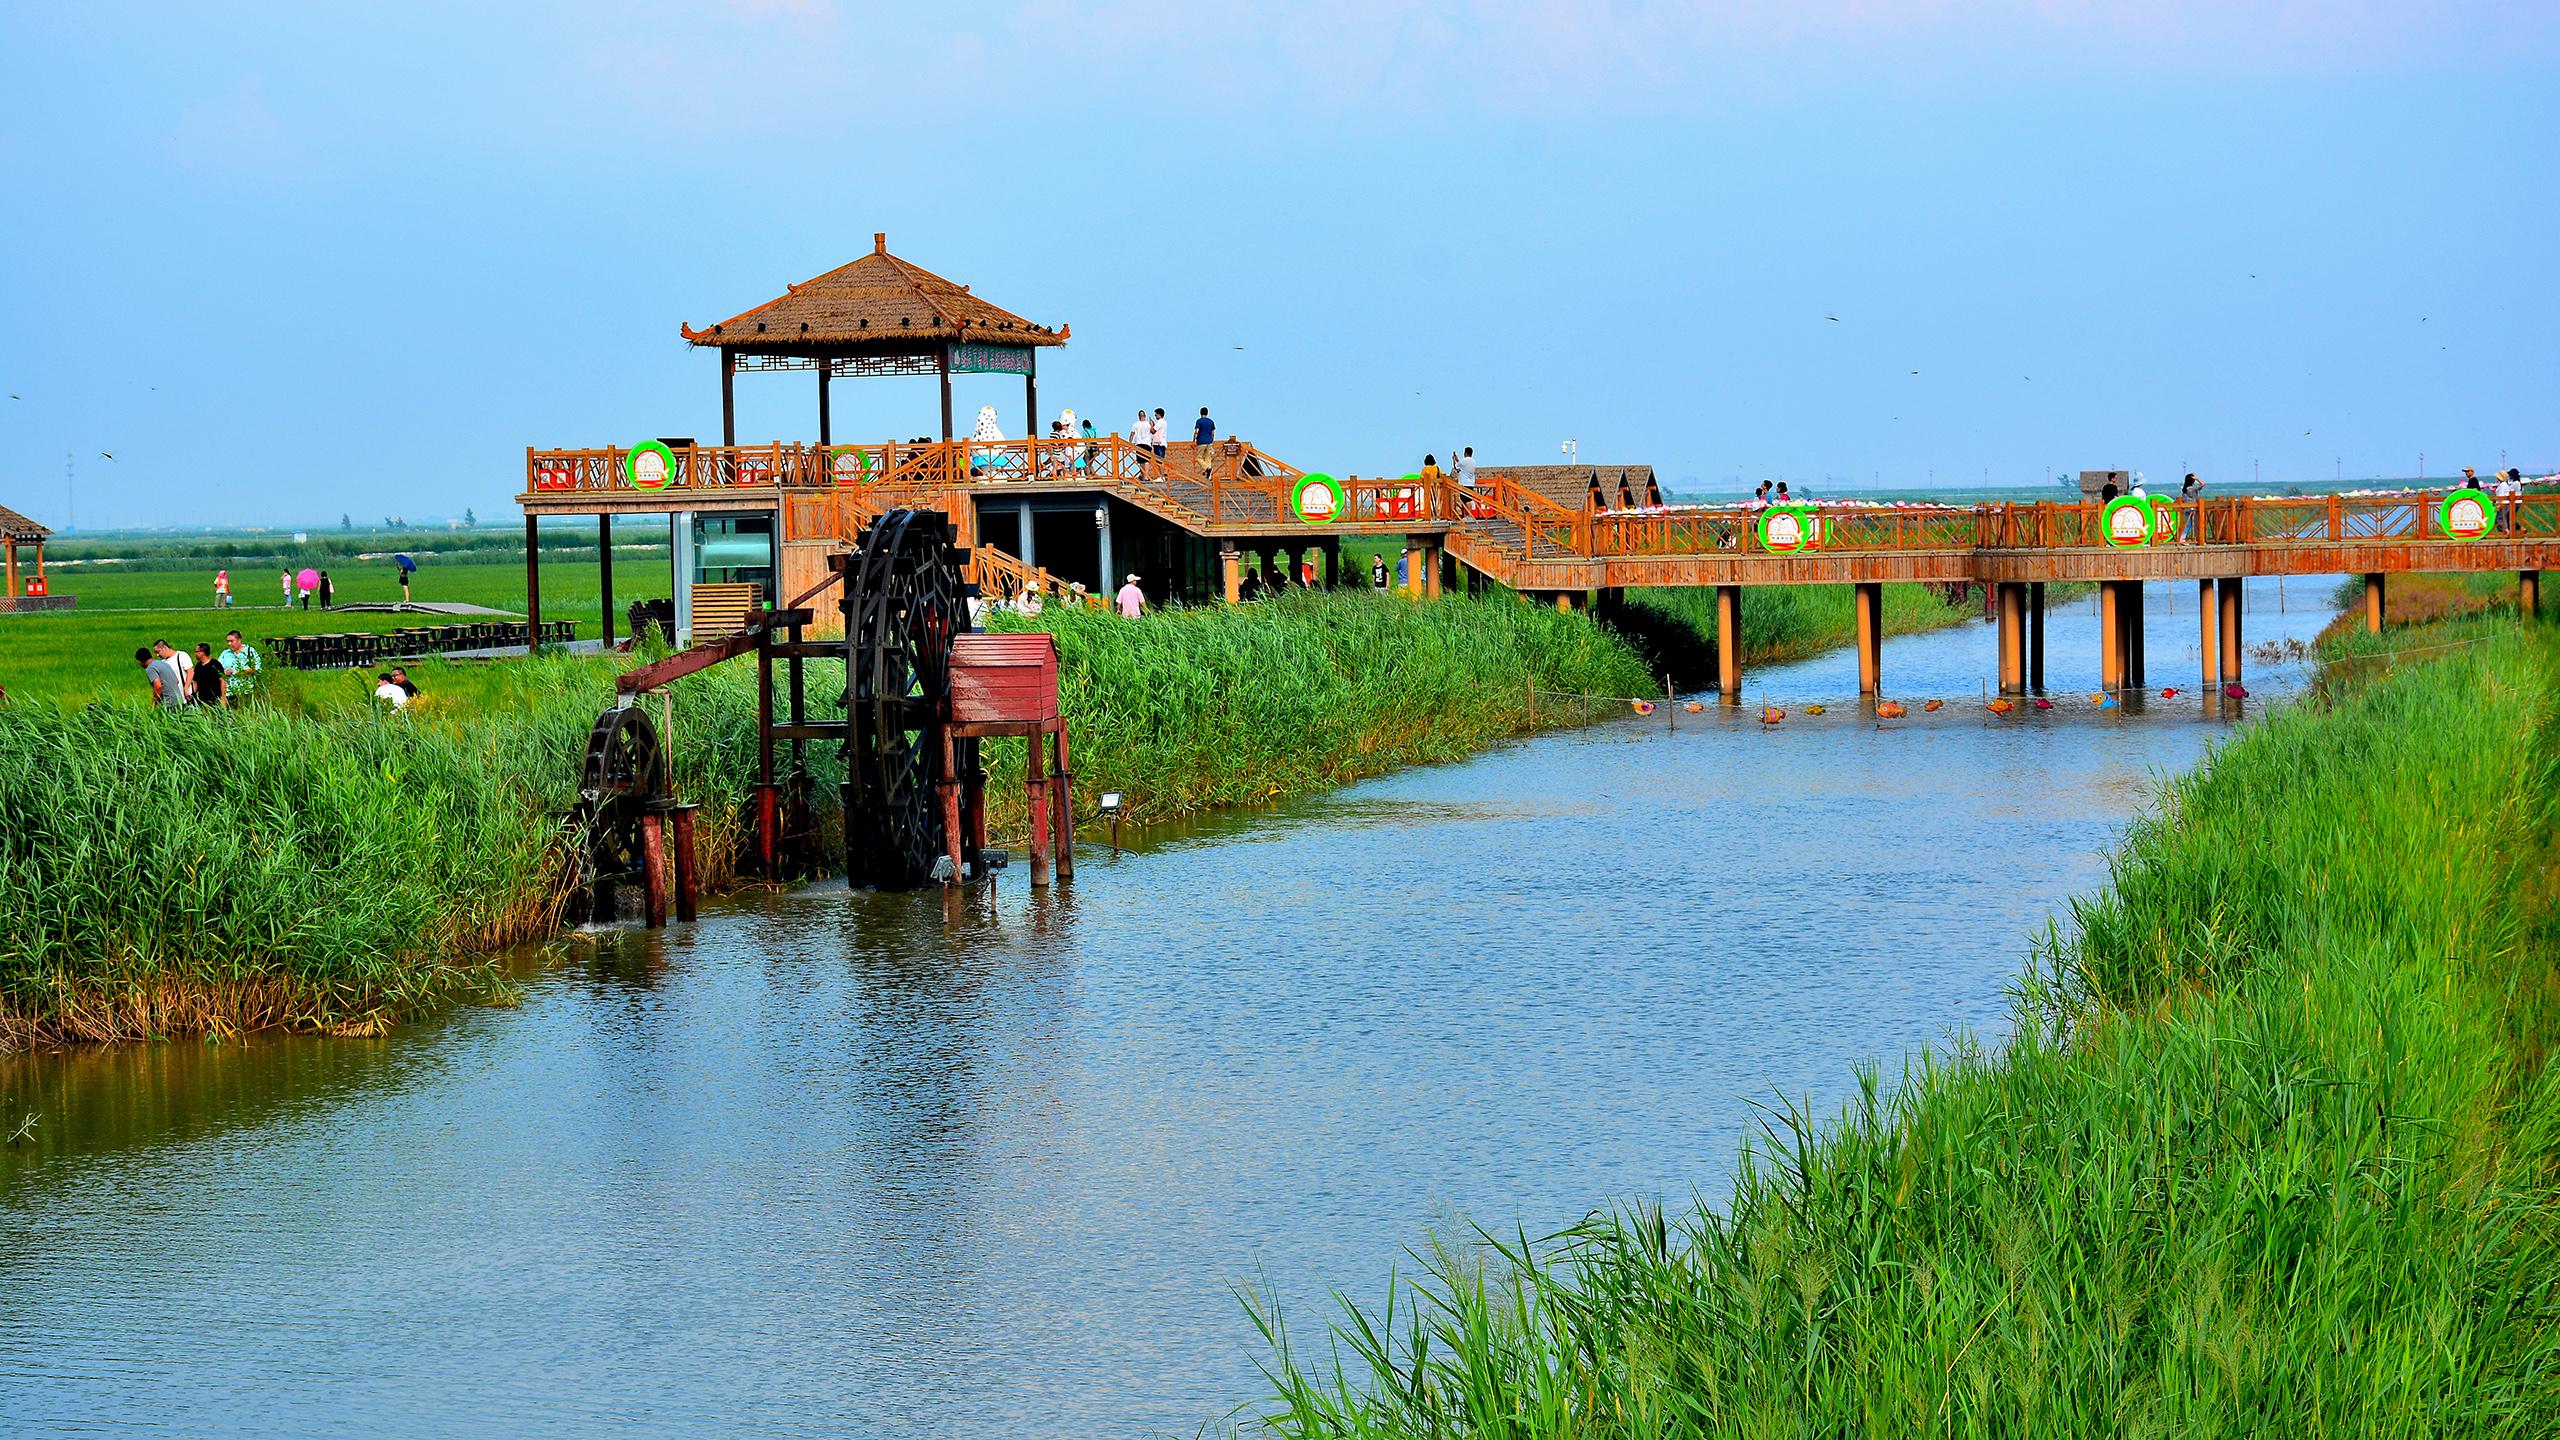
[133,632,262,709]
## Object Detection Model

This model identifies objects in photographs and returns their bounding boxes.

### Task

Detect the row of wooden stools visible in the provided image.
[267,620,575,669]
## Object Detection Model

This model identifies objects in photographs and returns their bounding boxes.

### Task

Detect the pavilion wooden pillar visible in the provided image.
[2217,578,2243,686]
[937,346,955,441]
[2098,581,2122,692]
[1220,546,1241,603]
[817,360,832,446]
[2363,573,2386,633]
[524,515,542,657]
[3,538,16,599]
[2028,583,2046,691]
[2198,580,2218,688]
[598,512,615,648]
[1716,585,1743,703]
[720,348,737,446]
[1853,581,1882,695]
[1025,350,1039,440]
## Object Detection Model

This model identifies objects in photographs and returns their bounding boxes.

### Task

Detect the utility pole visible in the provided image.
[64,452,73,531]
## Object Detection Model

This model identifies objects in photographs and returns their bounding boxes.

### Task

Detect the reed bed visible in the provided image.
[1245,623,2560,1437]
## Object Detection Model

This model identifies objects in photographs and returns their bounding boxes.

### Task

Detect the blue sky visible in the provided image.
[2,1,2554,528]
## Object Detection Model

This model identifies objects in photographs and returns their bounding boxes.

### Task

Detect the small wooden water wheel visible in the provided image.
[564,703,668,922]
[838,508,978,889]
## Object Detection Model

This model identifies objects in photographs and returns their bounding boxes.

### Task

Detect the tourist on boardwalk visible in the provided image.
[218,631,261,702]
[191,644,226,708]
[1774,482,1792,505]
[1420,454,1443,487]
[397,553,416,602]
[2181,472,2202,539]
[1456,447,1476,485]
[137,646,182,710]
[1015,579,1045,617]
[214,569,230,608]
[1116,573,1145,617]
[1131,410,1150,461]
[1749,480,1772,509]
[316,570,334,609]
[281,570,295,608]
[1370,553,1388,589]
[1079,416,1098,473]
[1194,407,1214,447]
[2099,476,2120,503]
[2496,468,2524,533]
[1151,408,1170,460]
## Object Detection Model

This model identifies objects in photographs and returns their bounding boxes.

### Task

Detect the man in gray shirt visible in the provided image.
[138,644,184,709]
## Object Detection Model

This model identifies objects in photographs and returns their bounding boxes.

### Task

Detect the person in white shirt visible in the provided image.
[1116,574,1144,617]
[1015,580,1045,617]
[373,673,409,710]
[2496,467,2524,533]
[1455,448,1476,485]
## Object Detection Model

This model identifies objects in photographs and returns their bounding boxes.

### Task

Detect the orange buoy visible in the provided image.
[1923,699,1944,712]
[1632,699,1655,716]
[1760,708,1786,724]
[1876,701,1907,719]
[1805,703,1826,715]
[1684,700,1704,713]
[1987,697,2015,714]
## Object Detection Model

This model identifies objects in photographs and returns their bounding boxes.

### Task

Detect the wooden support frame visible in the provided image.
[2364,572,2386,633]
[2098,581,2122,692]
[1716,585,1742,703]
[2028,582,2046,691]
[2198,579,2218,688]
[524,514,542,657]
[1853,581,1882,695]
[2218,577,2243,685]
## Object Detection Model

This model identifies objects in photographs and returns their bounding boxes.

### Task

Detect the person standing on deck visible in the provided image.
[1194,407,1214,447]
[1456,448,1476,486]
[1080,417,1097,473]
[2180,472,2202,539]
[1116,574,1145,617]
[2496,468,2524,533]
[1150,409,1170,460]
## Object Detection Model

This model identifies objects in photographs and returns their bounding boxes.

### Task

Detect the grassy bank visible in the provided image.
[1247,619,2560,1436]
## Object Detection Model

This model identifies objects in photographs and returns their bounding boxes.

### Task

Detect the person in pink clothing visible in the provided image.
[1115,574,1144,617]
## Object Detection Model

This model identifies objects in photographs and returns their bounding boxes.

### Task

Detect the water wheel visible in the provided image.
[840,508,977,889]
[564,704,667,922]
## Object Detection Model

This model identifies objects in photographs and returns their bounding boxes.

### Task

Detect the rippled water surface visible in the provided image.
[1,581,2336,1438]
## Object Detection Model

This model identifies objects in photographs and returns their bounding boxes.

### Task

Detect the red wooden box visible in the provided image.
[950,632,1059,726]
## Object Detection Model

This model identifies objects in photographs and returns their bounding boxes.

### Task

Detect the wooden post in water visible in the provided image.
[670,804,698,923]
[1716,585,1743,704]
[2125,582,2146,690]
[755,636,778,875]
[2028,582,2046,692]
[2217,578,2243,685]
[2198,579,2218,689]
[2098,581,2122,692]
[938,731,965,887]
[1052,726,1075,880]
[639,811,669,929]
[2364,573,2386,633]
[1854,581,1882,695]
[1025,734,1052,889]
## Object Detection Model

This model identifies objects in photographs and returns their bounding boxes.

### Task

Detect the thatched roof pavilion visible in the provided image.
[680,233,1067,443]
[1495,465,1660,512]
[0,502,53,605]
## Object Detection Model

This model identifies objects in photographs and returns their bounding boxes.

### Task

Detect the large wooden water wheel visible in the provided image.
[564,703,667,922]
[839,509,978,889]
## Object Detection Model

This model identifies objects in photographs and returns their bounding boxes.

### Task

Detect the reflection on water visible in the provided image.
[0,581,2333,1438]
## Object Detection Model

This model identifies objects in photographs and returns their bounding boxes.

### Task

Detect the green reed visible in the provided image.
[1243,621,2560,1437]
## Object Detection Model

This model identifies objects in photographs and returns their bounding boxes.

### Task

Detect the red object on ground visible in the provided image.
[950,632,1060,726]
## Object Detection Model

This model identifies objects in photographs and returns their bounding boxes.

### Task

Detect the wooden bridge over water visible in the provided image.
[518,433,2558,702]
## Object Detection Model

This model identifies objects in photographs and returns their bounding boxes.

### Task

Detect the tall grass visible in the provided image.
[1245,622,2560,1436]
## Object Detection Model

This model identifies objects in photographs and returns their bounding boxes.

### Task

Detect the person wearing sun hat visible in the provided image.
[1116,573,1144,618]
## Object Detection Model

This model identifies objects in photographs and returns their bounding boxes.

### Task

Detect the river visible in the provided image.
[0,580,2337,1438]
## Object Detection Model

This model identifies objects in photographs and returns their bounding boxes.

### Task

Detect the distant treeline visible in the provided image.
[45,526,672,573]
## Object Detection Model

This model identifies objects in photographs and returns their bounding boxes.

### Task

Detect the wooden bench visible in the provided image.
[690,582,764,640]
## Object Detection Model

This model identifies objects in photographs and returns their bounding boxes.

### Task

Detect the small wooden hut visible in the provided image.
[0,503,66,611]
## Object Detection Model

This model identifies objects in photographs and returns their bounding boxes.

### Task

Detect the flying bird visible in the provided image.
[99,451,115,460]
[1825,313,1839,321]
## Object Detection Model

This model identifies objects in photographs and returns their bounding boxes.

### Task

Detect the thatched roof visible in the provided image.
[681,234,1066,353]
[1490,464,1657,511]
[0,504,51,542]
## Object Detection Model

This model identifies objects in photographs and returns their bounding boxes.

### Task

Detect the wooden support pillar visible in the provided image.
[1853,581,1882,695]
[2217,578,2243,685]
[2028,582,2047,691]
[1554,591,1573,613]
[1024,353,1039,442]
[938,731,965,888]
[1716,584,1742,704]
[2522,570,2540,621]
[2198,579,2218,688]
[2364,573,2386,633]
[1996,582,2024,694]
[720,347,737,446]
[670,805,698,923]
[597,512,616,648]
[2098,581,2121,691]
[1025,731,1052,889]
[523,514,542,657]
[2125,582,2146,689]
[756,636,778,875]
[937,346,955,441]
[639,811,669,929]
[1051,726,1074,880]
[1220,547,1242,604]
[817,361,832,446]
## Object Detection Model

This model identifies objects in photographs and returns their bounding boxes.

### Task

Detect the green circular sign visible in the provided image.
[625,440,678,492]
[2100,495,2155,547]
[1292,473,1347,524]
[2145,495,2180,545]
[828,447,873,484]
[2440,488,2495,540]
[1755,505,1815,553]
